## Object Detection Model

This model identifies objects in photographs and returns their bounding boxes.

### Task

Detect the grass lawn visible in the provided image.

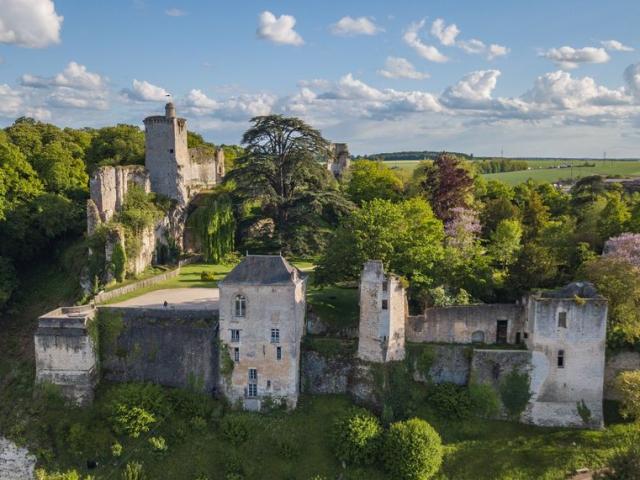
[383,159,640,186]
[307,284,359,332]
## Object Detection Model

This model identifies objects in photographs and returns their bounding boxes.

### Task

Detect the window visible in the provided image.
[271,328,280,344]
[381,299,388,310]
[234,295,246,317]
[247,368,258,398]
[230,329,240,343]
[557,350,565,368]
[233,347,240,362]
[276,346,282,360]
[169,148,174,153]
[523,332,529,339]
[247,383,257,397]
[515,332,521,344]
[558,311,567,328]
[382,281,388,292]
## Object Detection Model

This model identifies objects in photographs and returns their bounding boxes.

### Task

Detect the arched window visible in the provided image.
[234,295,246,317]
[471,330,485,344]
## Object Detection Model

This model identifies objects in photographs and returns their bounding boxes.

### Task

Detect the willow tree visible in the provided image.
[226,115,352,254]
[187,191,235,263]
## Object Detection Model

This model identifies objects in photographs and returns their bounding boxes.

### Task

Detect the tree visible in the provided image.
[598,192,631,241]
[419,153,473,222]
[0,137,43,220]
[85,124,145,170]
[509,243,559,294]
[32,141,89,195]
[226,115,351,254]
[315,198,444,291]
[0,256,17,309]
[615,370,640,422]
[332,408,382,465]
[488,219,522,269]
[383,418,443,480]
[345,159,403,205]
[480,196,519,236]
[444,207,481,251]
[603,233,640,268]
[520,190,549,241]
[579,257,640,347]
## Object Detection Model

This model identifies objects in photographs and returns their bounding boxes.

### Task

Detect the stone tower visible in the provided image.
[327,143,350,178]
[357,260,406,362]
[143,102,190,206]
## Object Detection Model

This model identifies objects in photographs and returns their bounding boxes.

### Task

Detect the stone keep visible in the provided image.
[218,255,307,410]
[357,260,406,362]
[327,143,350,178]
[143,102,191,207]
[523,282,607,428]
[34,305,98,405]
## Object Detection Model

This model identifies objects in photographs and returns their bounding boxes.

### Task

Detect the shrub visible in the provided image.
[383,418,443,480]
[104,383,170,419]
[469,383,500,419]
[499,370,532,419]
[221,414,249,446]
[122,462,145,480]
[425,383,473,420]
[112,405,156,438]
[599,443,640,479]
[111,442,123,457]
[112,242,127,282]
[35,470,93,480]
[331,408,382,465]
[577,399,592,425]
[615,370,640,421]
[148,435,168,453]
[201,271,216,281]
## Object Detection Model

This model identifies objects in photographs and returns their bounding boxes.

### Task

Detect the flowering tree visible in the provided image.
[603,233,640,268]
[444,207,481,251]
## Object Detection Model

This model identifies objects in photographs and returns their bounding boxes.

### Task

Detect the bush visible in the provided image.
[35,470,93,480]
[599,443,640,479]
[469,383,500,419]
[221,414,250,446]
[112,405,156,438]
[104,383,170,419]
[122,462,145,480]
[148,435,168,453]
[332,408,382,465]
[201,271,216,281]
[499,370,531,419]
[577,399,592,425]
[111,442,123,457]
[615,370,640,421]
[383,418,443,480]
[112,242,127,282]
[425,383,473,420]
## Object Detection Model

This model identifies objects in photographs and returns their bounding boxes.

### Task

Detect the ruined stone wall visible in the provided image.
[0,437,36,480]
[88,165,150,233]
[218,281,306,409]
[99,307,219,393]
[604,350,640,400]
[34,305,98,405]
[186,147,224,194]
[357,261,406,362]
[407,304,525,344]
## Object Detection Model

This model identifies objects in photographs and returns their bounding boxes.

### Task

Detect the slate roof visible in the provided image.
[540,281,600,299]
[221,255,301,285]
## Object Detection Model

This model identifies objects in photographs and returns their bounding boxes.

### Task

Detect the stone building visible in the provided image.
[86,103,225,282]
[218,255,307,410]
[327,143,350,178]
[357,260,406,362]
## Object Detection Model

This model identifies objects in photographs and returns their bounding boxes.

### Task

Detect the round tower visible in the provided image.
[165,102,176,118]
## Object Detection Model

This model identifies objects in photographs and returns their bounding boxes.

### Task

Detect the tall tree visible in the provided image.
[345,159,404,205]
[227,115,351,254]
[420,153,474,222]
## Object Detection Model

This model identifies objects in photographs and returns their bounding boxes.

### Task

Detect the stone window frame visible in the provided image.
[557,311,567,329]
[381,299,388,310]
[276,346,282,360]
[247,368,258,397]
[233,347,240,362]
[271,328,280,344]
[234,294,246,317]
[230,329,240,343]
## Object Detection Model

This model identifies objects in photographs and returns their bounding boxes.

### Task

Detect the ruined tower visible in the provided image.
[327,143,350,179]
[143,102,190,206]
[357,260,406,362]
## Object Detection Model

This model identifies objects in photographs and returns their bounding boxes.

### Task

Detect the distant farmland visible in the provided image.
[383,159,640,185]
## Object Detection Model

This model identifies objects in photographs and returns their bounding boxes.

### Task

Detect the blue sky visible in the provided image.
[0,0,639,156]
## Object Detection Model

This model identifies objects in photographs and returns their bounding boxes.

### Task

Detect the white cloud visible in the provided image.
[541,46,610,69]
[257,11,303,46]
[403,20,448,63]
[330,16,382,36]
[165,8,187,17]
[487,44,509,60]
[377,57,429,80]
[624,63,640,99]
[601,40,634,52]
[0,0,63,48]
[0,84,23,117]
[183,89,218,115]
[430,18,459,46]
[457,38,486,54]
[47,87,108,110]
[523,70,630,109]
[122,79,170,102]
[22,61,104,90]
[441,70,501,108]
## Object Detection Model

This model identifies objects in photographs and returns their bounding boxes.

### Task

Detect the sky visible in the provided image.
[0,0,639,157]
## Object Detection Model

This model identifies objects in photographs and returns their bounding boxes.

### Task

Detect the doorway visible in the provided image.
[496,320,508,344]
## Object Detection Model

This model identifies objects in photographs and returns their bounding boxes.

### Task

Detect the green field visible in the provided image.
[384,159,640,185]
